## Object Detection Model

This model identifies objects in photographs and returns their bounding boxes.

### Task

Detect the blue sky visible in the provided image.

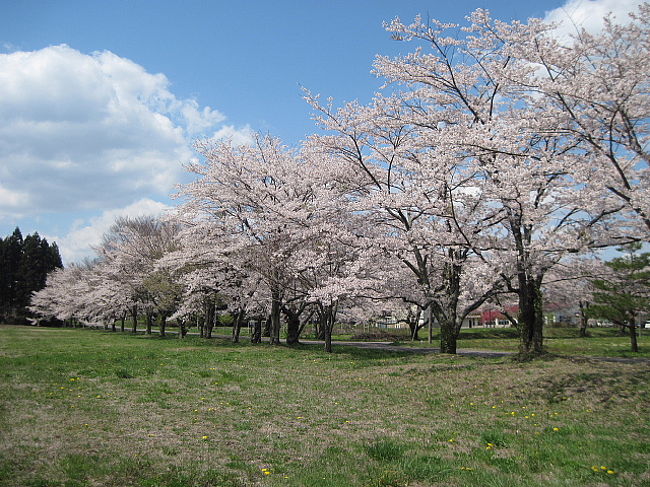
[0,0,642,262]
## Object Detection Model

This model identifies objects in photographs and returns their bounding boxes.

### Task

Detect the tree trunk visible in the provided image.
[427,305,434,344]
[178,318,187,339]
[232,308,245,343]
[517,276,544,359]
[269,290,282,345]
[439,317,459,354]
[322,302,338,353]
[628,319,639,352]
[324,308,333,353]
[251,317,262,343]
[578,301,589,338]
[284,308,301,345]
[262,314,272,337]
[198,313,205,338]
[120,311,126,333]
[316,312,327,340]
[145,312,153,335]
[131,305,138,334]
[205,304,215,339]
[408,308,422,341]
[158,314,166,337]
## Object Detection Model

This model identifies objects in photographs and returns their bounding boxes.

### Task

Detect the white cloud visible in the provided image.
[0,184,29,208]
[544,0,643,40]
[212,124,255,146]
[0,44,251,220]
[46,198,171,264]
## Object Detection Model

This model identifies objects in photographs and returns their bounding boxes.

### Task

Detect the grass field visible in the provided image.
[1,325,649,486]
[391,327,650,359]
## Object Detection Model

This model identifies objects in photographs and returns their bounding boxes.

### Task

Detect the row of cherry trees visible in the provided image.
[31,6,649,357]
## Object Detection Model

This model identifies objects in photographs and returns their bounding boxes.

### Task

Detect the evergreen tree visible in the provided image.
[0,227,63,323]
[589,244,650,352]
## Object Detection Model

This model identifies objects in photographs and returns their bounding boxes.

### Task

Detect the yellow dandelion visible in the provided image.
[201,435,209,440]
[606,470,616,475]
[552,427,560,432]
[600,466,607,470]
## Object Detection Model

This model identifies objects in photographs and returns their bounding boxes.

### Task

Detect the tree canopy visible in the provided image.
[0,227,63,324]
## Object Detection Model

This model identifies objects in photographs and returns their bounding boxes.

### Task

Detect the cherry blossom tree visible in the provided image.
[311,9,623,357]
[505,4,650,238]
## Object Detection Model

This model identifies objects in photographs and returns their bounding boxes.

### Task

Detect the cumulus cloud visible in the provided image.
[0,44,250,220]
[212,124,255,146]
[46,198,172,264]
[543,0,643,40]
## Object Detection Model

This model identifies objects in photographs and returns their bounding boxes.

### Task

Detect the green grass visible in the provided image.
[389,327,650,358]
[1,325,649,486]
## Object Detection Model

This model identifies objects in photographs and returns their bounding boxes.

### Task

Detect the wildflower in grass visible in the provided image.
[591,466,600,472]
[600,466,607,470]
[448,438,455,443]
[296,416,304,419]
[201,435,209,440]
[485,442,494,450]
[552,427,560,432]
[607,470,616,475]
[460,466,474,471]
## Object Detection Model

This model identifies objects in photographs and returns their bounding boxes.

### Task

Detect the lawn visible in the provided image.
[0,325,648,487]
[389,327,650,359]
